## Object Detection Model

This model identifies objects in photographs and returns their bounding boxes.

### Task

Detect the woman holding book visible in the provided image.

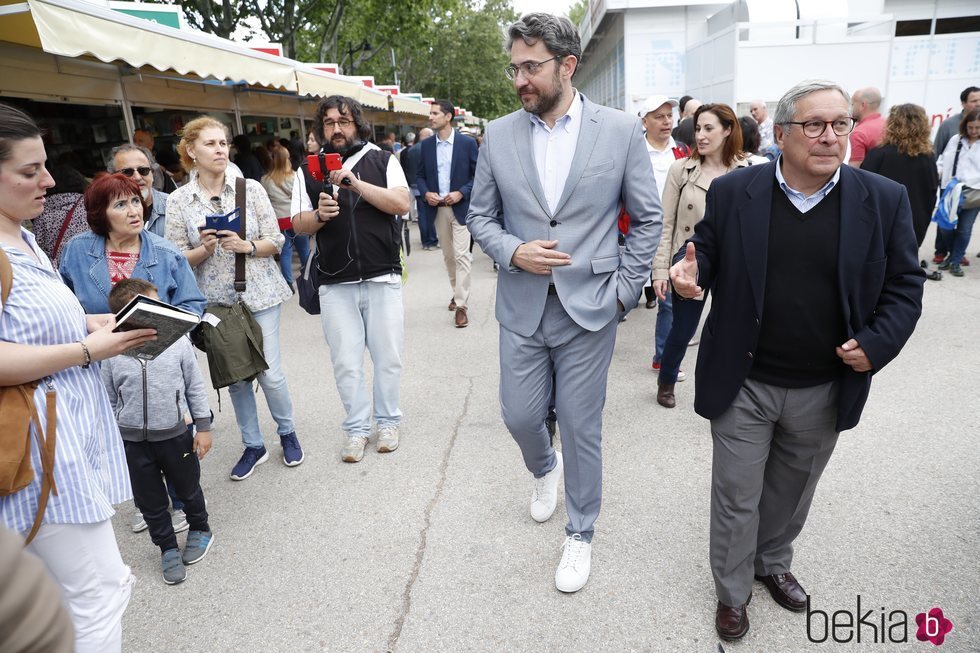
[165,116,304,481]
[59,174,206,316]
[0,102,158,652]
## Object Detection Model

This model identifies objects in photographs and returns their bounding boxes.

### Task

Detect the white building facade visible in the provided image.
[576,0,979,130]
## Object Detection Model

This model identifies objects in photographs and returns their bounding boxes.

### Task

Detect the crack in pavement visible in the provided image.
[385,377,474,653]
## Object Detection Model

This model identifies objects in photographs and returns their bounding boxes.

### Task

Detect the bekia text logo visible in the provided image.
[915,608,954,646]
[806,596,954,646]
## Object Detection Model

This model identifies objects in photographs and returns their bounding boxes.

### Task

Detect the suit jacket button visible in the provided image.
[684,226,691,232]
[747,352,754,359]
[687,203,694,210]
[549,220,558,227]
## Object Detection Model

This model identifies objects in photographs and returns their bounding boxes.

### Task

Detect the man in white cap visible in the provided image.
[639,95,688,307]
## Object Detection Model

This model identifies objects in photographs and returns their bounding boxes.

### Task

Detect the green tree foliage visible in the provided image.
[147,0,521,120]
[568,0,589,27]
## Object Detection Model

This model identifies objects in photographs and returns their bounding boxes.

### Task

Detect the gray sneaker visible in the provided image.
[131,511,147,533]
[341,436,369,463]
[182,530,214,565]
[162,548,186,585]
[171,509,189,533]
[377,425,399,453]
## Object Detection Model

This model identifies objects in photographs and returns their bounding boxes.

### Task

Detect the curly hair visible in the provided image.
[177,116,229,172]
[880,104,933,157]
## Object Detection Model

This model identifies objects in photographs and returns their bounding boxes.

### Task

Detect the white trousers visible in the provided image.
[27,520,135,653]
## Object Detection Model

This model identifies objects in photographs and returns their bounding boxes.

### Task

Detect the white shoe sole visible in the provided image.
[556,569,591,593]
[229,450,269,481]
[282,452,305,467]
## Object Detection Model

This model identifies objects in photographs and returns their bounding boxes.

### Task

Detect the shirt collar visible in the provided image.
[645,135,677,154]
[436,129,455,146]
[529,90,581,134]
[775,156,841,200]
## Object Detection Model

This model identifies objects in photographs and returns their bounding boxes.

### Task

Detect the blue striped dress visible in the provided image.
[0,229,131,534]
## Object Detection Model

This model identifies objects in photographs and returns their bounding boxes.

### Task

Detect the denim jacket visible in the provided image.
[59,229,206,316]
[144,188,169,238]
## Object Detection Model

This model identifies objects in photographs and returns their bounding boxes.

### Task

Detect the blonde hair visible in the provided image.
[880,104,933,158]
[177,116,229,172]
[263,144,294,187]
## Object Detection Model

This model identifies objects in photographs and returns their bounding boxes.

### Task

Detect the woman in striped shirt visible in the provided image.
[0,102,156,652]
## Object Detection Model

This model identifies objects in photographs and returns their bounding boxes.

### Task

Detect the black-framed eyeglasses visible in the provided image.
[323,119,353,130]
[120,166,152,177]
[504,55,562,81]
[780,117,856,138]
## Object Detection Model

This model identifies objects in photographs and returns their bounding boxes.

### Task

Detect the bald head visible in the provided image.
[750,100,768,124]
[681,98,701,119]
[419,127,434,140]
[852,87,882,120]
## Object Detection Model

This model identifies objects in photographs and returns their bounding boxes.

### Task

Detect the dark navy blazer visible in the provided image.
[416,130,479,225]
[674,162,925,432]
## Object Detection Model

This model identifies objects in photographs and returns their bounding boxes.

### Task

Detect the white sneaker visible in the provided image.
[377,425,399,453]
[555,534,592,593]
[171,509,189,533]
[131,511,147,533]
[677,370,687,382]
[530,451,562,523]
[342,436,369,463]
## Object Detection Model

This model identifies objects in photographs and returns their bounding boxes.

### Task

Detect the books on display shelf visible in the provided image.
[112,294,200,360]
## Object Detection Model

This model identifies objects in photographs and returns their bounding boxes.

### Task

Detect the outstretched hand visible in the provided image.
[669,243,702,298]
[511,240,571,275]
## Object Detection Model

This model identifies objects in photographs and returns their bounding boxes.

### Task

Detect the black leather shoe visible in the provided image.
[715,595,750,641]
[755,572,807,612]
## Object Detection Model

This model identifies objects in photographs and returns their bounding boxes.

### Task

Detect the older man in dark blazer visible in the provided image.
[417,100,480,328]
[670,80,925,641]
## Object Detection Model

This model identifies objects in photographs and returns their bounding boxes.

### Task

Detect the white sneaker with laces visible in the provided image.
[529,451,562,523]
[342,435,369,463]
[377,425,399,453]
[677,370,687,382]
[555,534,592,593]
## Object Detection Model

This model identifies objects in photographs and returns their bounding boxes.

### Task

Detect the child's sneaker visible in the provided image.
[182,530,214,565]
[171,509,189,533]
[131,511,147,533]
[162,548,186,585]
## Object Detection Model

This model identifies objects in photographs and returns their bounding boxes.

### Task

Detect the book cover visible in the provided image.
[113,294,200,360]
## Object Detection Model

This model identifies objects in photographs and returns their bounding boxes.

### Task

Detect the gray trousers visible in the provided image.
[498,295,618,542]
[710,378,840,606]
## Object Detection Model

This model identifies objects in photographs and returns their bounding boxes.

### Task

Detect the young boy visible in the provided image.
[102,278,215,585]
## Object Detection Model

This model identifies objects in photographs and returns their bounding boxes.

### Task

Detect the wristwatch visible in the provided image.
[248,240,257,256]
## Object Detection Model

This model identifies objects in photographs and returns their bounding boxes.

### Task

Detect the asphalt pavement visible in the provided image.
[118,221,978,652]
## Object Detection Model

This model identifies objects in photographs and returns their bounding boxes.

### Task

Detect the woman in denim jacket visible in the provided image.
[59,174,205,316]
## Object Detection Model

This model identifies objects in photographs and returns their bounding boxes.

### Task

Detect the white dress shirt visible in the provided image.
[530,91,584,214]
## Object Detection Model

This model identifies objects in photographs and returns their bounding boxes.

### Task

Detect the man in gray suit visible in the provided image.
[467,13,662,593]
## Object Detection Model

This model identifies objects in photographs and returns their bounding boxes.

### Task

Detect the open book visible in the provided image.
[113,294,200,360]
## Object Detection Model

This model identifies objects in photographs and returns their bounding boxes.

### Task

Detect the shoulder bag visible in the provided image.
[0,249,58,545]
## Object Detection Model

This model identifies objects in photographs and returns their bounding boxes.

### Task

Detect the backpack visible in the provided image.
[0,248,58,545]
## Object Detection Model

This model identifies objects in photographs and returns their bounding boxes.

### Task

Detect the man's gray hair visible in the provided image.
[107,143,157,172]
[405,132,416,145]
[773,80,850,128]
[506,13,582,76]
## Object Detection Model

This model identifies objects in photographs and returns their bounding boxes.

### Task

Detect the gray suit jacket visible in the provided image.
[467,94,663,337]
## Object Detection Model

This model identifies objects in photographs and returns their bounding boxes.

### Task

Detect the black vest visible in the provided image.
[303,147,402,285]
[748,179,846,388]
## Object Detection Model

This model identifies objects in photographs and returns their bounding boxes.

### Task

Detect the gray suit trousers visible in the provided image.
[709,378,840,606]
[498,294,618,542]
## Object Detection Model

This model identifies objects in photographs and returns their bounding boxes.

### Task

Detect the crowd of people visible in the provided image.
[0,8,972,650]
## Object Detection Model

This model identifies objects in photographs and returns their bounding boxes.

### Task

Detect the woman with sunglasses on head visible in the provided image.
[58,174,205,316]
[165,116,304,480]
[652,103,748,409]
[0,101,158,652]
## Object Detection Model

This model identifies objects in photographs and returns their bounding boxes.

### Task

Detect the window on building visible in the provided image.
[934,16,980,35]
[894,19,931,37]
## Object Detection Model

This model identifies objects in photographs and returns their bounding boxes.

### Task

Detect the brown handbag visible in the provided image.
[0,248,58,545]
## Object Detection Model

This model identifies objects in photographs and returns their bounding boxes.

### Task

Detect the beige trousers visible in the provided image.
[435,205,471,309]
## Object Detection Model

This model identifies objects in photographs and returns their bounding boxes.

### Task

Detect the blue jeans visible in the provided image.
[279,229,310,283]
[659,292,708,384]
[652,291,673,363]
[318,279,404,436]
[227,304,296,448]
[941,206,980,264]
